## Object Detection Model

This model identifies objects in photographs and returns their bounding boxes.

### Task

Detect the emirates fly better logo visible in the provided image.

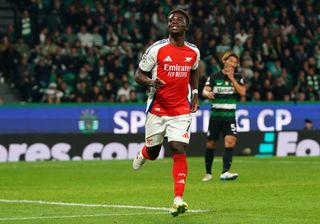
[164,64,192,78]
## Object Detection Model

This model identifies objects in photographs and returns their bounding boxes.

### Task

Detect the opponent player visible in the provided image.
[132,9,200,217]
[202,51,246,182]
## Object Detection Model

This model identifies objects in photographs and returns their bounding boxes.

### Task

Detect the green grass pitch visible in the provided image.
[0,156,319,223]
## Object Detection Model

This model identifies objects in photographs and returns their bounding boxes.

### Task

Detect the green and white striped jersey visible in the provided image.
[205,71,245,118]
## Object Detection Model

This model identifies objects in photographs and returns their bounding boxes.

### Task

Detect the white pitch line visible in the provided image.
[0,199,208,213]
[0,212,168,221]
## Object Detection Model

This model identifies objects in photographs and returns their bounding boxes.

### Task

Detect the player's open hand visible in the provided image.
[153,78,166,90]
[206,91,215,100]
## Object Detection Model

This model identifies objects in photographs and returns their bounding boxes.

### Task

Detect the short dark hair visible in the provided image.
[305,118,312,123]
[168,8,190,25]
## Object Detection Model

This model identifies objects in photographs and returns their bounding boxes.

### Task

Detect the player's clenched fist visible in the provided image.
[153,78,166,90]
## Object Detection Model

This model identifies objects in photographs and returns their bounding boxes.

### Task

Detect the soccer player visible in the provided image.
[132,9,200,217]
[202,51,246,182]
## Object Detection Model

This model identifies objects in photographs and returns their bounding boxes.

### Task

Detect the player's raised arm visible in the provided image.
[221,52,246,96]
[225,68,246,96]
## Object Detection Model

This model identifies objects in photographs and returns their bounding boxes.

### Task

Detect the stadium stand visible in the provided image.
[0,0,319,103]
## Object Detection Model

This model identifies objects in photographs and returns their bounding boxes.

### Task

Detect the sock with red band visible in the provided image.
[172,153,188,198]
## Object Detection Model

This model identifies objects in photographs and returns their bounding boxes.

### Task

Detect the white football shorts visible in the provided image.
[145,113,192,147]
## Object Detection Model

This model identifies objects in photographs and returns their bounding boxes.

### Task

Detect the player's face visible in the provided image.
[168,12,187,34]
[224,56,238,70]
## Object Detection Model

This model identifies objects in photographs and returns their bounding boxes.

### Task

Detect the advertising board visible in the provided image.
[0,103,319,134]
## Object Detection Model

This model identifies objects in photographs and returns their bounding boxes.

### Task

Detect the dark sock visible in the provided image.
[222,147,233,173]
[204,148,215,174]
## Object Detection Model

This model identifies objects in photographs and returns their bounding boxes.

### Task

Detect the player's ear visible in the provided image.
[184,18,189,31]
[185,23,189,31]
[184,16,190,30]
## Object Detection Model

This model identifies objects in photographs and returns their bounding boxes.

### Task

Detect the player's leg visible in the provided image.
[202,140,216,181]
[166,114,191,217]
[133,113,165,170]
[203,116,221,181]
[220,118,238,180]
[169,141,189,217]
[133,144,162,170]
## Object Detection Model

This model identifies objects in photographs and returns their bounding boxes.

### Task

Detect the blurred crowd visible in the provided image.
[0,0,319,103]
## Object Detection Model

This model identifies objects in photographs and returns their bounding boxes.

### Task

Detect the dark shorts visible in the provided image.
[207,116,237,141]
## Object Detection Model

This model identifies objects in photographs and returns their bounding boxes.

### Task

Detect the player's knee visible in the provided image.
[169,141,187,154]
[225,136,237,148]
[225,141,236,148]
[171,146,185,154]
[206,140,216,149]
